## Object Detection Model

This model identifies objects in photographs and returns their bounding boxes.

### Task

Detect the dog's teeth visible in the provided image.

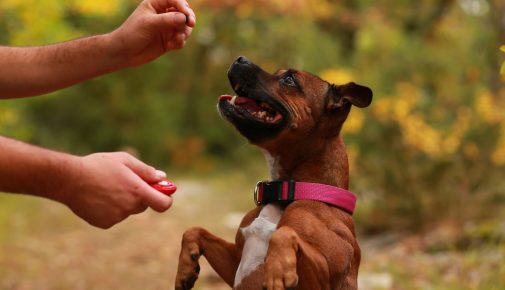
[230,95,237,106]
[250,109,276,122]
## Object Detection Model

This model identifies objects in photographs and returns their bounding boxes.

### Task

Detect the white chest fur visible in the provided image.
[234,204,284,287]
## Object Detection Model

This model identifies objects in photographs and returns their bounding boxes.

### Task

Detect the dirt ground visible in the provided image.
[0,178,235,290]
[1,175,504,290]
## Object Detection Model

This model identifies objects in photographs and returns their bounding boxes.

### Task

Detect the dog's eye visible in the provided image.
[281,75,297,87]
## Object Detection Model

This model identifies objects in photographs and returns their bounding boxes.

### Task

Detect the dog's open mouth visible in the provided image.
[218,94,283,125]
[216,58,292,142]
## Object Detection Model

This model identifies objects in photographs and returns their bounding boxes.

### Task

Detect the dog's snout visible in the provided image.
[228,56,257,83]
[235,56,251,65]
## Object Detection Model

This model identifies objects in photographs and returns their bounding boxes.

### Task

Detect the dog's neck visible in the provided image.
[261,136,349,189]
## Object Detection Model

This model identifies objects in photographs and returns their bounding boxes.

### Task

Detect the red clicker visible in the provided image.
[151,180,177,196]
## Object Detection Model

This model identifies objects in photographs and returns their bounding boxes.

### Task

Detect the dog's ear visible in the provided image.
[327,82,373,109]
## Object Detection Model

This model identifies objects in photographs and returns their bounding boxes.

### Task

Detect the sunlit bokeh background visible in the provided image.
[1,0,504,289]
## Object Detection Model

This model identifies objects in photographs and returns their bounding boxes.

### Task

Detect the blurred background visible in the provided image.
[1,0,504,289]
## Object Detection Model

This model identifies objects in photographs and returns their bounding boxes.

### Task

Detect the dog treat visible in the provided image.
[151,180,177,196]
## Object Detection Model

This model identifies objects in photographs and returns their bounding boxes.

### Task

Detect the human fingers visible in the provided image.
[166,7,195,27]
[182,25,193,40]
[130,202,149,214]
[115,152,166,183]
[163,32,186,51]
[149,12,187,32]
[148,0,196,27]
[80,207,128,229]
[135,181,173,212]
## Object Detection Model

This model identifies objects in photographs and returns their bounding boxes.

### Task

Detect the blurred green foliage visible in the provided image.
[1,0,504,233]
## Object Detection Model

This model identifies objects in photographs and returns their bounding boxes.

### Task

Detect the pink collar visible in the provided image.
[254,180,357,215]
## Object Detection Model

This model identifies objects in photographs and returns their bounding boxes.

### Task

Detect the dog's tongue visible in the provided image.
[272,113,282,123]
[234,96,261,111]
[219,95,233,101]
[219,95,261,111]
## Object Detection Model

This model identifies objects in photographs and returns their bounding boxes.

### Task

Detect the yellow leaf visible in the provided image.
[342,109,365,134]
[320,69,354,85]
[500,45,505,53]
[70,0,120,16]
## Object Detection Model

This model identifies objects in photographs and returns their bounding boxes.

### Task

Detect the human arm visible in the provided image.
[0,136,173,229]
[0,0,196,98]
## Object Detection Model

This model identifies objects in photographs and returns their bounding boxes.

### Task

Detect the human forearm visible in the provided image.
[0,136,80,200]
[0,34,122,98]
[0,135,173,228]
[0,0,195,99]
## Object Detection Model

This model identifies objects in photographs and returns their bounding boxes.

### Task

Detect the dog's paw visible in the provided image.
[262,228,299,290]
[175,229,203,290]
[174,243,201,290]
[262,256,298,290]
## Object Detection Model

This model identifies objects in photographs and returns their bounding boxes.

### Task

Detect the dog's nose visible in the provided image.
[235,56,251,65]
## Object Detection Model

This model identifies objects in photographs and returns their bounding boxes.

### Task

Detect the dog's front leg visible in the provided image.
[263,226,334,290]
[175,227,239,290]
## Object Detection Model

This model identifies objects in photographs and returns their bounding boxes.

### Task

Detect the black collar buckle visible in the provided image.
[254,180,296,206]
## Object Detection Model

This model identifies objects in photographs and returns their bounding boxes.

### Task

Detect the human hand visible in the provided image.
[58,152,173,229]
[108,0,196,67]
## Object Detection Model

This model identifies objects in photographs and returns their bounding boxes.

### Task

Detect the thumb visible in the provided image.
[149,12,186,30]
[122,156,166,183]
[137,182,173,212]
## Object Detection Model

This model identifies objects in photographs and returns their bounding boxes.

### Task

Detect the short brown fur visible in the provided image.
[175,58,371,290]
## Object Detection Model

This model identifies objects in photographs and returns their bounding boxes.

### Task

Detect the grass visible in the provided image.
[359,236,505,290]
[1,169,504,290]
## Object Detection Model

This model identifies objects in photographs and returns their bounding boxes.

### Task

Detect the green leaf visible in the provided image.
[501,62,505,75]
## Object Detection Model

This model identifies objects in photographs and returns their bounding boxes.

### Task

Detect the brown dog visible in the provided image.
[175,56,372,290]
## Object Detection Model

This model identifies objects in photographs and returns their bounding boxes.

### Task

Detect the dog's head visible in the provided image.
[218,56,372,151]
